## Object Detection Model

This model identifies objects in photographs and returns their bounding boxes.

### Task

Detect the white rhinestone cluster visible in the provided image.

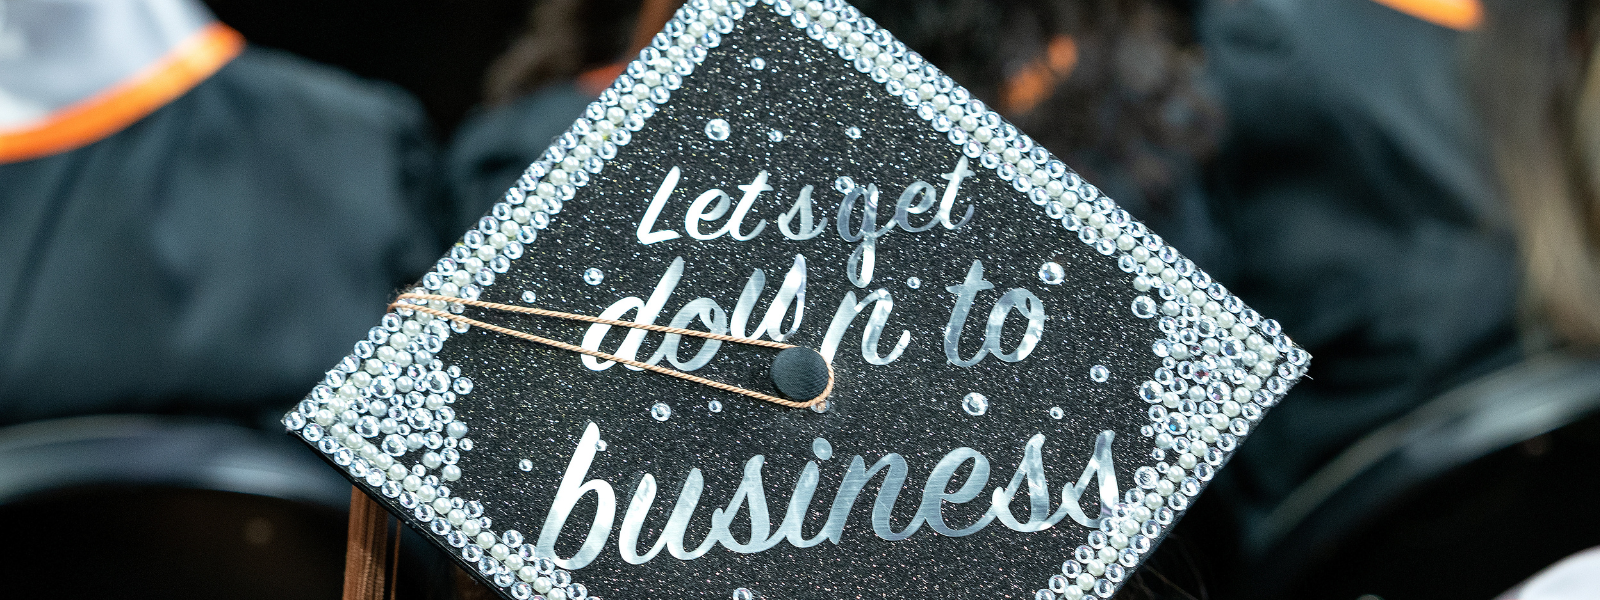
[281,0,1308,598]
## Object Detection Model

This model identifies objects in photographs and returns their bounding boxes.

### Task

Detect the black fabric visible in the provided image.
[1193,0,1522,550]
[445,82,596,235]
[0,46,442,426]
[770,347,830,401]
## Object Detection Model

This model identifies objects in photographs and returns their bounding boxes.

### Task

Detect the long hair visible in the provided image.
[482,0,1219,209]
[854,0,1220,210]
[1469,0,1600,349]
[483,0,644,105]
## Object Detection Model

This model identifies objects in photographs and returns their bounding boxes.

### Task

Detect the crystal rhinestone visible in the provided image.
[518,459,533,472]
[767,129,784,142]
[707,400,723,413]
[732,588,754,600]
[1049,406,1064,419]
[833,175,855,194]
[650,402,672,421]
[749,57,765,70]
[961,392,988,416]
[905,276,921,289]
[521,291,537,304]
[1090,365,1110,383]
[704,118,731,141]
[1131,296,1157,319]
[1038,261,1065,285]
[1135,466,1160,489]
[583,268,605,285]
[844,126,862,139]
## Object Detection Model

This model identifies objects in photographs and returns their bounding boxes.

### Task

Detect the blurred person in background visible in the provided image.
[0,0,442,427]
[0,1,449,597]
[1183,0,1600,598]
[1470,0,1600,594]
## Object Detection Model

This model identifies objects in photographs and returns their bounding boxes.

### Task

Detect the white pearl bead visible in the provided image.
[1177,453,1197,469]
[1075,574,1095,590]
[1098,547,1118,564]
[1145,492,1165,509]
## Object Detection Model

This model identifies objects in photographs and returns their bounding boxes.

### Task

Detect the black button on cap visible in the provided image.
[771,347,830,401]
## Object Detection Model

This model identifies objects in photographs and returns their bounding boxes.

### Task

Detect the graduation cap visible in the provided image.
[283,1,1309,598]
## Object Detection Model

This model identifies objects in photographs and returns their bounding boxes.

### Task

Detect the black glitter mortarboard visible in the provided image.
[282,1,1309,598]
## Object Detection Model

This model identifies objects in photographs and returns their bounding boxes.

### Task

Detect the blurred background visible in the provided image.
[1,0,1598,598]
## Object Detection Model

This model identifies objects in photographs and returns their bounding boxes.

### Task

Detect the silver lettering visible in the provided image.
[944,260,995,367]
[917,447,993,537]
[637,167,683,245]
[778,184,827,240]
[837,184,893,288]
[937,156,976,229]
[581,257,683,370]
[535,423,616,570]
[821,288,910,365]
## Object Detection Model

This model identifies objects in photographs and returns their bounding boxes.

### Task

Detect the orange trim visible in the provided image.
[1002,35,1078,115]
[577,0,686,97]
[0,22,245,164]
[577,63,629,97]
[1371,0,1483,31]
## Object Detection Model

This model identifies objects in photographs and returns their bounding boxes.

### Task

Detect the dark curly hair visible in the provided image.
[483,0,1219,212]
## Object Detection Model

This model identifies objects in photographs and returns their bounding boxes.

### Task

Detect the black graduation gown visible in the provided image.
[0,47,443,426]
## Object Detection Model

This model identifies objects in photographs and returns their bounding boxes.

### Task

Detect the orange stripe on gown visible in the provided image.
[0,22,246,164]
